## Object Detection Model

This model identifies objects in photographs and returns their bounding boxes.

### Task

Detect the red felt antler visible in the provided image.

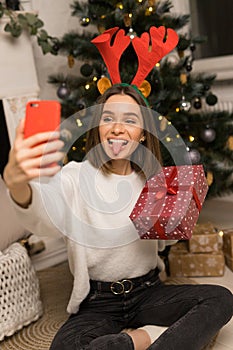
[131,26,179,87]
[91,27,131,84]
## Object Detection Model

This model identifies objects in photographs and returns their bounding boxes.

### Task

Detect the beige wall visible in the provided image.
[31,0,86,100]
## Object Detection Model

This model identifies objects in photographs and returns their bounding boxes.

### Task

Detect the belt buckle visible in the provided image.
[110,279,133,295]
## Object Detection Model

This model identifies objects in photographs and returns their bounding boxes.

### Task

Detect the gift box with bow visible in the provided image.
[130,165,208,240]
[168,242,225,277]
[188,222,220,253]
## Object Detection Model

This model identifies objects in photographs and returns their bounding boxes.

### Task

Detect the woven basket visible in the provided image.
[0,242,43,341]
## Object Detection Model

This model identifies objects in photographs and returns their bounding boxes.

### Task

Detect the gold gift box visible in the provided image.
[168,242,225,277]
[188,223,219,253]
[222,230,233,257]
[224,254,233,272]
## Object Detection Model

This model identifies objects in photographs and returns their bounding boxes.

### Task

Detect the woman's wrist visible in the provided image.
[9,184,32,209]
[3,167,32,208]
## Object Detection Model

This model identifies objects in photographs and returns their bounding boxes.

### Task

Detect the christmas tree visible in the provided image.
[48,0,233,198]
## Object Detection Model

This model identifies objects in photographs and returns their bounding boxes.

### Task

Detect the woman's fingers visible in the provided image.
[23,130,61,149]
[9,134,64,182]
[4,123,65,190]
[16,118,26,138]
[9,165,62,184]
[18,139,65,162]
[21,151,65,169]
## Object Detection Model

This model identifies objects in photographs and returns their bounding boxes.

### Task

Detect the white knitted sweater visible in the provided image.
[10,160,174,314]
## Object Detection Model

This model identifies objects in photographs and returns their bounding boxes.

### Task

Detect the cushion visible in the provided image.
[0,242,43,341]
[0,176,26,251]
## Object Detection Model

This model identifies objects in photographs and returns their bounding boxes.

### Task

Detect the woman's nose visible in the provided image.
[111,122,125,134]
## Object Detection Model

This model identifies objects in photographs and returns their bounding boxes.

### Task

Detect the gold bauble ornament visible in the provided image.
[226,135,233,150]
[68,54,75,68]
[180,73,187,85]
[207,171,213,186]
[123,13,132,27]
[178,50,185,58]
[116,2,123,9]
[97,24,106,34]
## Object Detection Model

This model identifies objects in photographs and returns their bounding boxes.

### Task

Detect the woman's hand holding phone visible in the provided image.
[3,101,65,196]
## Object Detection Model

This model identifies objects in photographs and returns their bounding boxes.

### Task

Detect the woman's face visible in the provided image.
[99,94,144,160]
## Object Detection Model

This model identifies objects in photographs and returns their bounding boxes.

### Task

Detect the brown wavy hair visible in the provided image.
[85,84,162,179]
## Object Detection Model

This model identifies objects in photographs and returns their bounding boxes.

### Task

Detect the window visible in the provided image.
[172,0,233,81]
[189,0,233,59]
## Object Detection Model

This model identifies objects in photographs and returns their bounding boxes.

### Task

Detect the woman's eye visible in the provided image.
[102,116,113,123]
[125,119,137,124]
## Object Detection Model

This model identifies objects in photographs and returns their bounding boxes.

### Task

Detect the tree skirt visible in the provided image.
[0,262,217,350]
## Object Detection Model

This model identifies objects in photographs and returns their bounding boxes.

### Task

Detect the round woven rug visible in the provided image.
[0,262,217,350]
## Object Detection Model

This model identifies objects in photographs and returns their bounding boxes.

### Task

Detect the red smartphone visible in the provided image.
[24,100,61,168]
[24,100,61,139]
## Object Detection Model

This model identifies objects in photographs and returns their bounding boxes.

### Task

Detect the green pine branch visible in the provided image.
[0,3,59,54]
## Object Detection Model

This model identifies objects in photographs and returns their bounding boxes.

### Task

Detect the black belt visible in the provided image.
[90,268,160,295]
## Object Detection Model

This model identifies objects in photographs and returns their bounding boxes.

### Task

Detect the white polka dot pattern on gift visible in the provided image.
[129,165,208,240]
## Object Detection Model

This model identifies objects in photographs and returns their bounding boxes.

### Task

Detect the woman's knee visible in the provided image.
[206,285,233,322]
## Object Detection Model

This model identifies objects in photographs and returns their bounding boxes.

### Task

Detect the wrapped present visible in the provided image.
[222,229,233,257]
[193,222,216,234]
[168,242,225,277]
[188,222,220,253]
[130,165,208,240]
[224,254,233,272]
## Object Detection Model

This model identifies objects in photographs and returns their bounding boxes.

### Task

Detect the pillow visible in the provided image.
[0,242,43,340]
[0,176,26,251]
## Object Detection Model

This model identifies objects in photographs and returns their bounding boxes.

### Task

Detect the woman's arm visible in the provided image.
[3,118,64,208]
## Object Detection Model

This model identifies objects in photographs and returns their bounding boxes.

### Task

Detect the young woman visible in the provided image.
[3,84,233,350]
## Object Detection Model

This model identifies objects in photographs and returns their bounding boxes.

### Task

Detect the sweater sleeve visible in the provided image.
[158,239,178,252]
[7,163,78,238]
[66,240,90,314]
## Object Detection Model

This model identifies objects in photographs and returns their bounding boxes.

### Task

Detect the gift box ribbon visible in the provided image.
[165,167,202,211]
[144,167,202,239]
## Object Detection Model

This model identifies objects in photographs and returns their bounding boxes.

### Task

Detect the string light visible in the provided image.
[72,146,77,151]
[116,3,123,10]
[155,63,160,68]
[76,119,83,127]
[218,230,224,237]
[166,137,171,142]
[85,84,90,90]
[93,76,98,81]
[189,135,195,142]
[148,6,153,12]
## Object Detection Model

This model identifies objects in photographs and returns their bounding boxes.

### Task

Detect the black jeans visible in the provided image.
[50,271,233,350]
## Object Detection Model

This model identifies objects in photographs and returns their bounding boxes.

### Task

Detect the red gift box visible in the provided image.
[130,165,208,240]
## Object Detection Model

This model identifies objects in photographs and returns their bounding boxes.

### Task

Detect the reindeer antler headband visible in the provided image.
[91,26,179,102]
